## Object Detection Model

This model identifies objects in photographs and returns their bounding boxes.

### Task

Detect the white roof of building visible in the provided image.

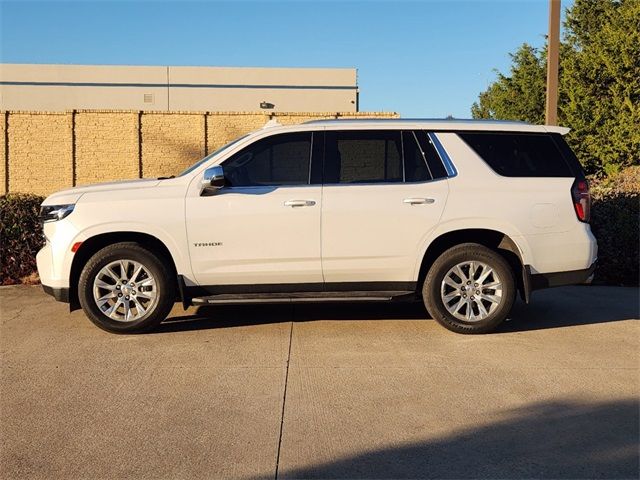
[302,118,570,134]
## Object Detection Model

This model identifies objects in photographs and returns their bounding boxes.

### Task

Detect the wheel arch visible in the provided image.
[68,231,179,311]
[416,228,528,302]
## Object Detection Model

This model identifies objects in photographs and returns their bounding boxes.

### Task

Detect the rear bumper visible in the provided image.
[42,285,70,303]
[530,261,597,291]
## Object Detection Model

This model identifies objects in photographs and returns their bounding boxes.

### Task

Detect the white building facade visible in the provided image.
[0,64,358,112]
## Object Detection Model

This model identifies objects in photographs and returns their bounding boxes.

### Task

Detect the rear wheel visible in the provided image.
[78,242,175,333]
[423,243,515,334]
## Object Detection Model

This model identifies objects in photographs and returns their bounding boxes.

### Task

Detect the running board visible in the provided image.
[191,291,414,305]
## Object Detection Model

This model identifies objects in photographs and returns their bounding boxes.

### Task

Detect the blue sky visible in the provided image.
[1,0,569,117]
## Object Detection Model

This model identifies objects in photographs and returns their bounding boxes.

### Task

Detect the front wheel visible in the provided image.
[78,242,175,333]
[423,243,516,334]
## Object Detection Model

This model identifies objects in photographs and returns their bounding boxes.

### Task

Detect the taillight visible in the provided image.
[571,179,591,222]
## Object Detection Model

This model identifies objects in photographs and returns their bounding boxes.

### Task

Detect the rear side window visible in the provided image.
[551,133,586,179]
[324,130,403,184]
[459,132,573,177]
[402,131,431,182]
[323,130,450,184]
[414,131,448,179]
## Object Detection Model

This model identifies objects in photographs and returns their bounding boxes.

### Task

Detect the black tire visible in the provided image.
[78,242,175,333]
[423,243,515,334]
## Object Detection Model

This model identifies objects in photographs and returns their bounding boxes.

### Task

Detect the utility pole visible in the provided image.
[545,0,561,125]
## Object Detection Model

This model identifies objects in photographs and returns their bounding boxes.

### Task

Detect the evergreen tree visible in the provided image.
[471,44,546,124]
[472,0,640,175]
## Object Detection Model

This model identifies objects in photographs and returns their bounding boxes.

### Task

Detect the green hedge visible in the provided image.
[1,194,46,285]
[589,167,639,286]
[1,171,638,286]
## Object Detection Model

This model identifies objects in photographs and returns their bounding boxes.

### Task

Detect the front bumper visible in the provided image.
[36,239,71,290]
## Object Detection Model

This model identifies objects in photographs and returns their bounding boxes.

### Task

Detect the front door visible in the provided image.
[321,130,449,285]
[185,131,322,287]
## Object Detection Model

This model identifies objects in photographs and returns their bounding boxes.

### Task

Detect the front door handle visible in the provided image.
[284,199,316,207]
[403,197,435,205]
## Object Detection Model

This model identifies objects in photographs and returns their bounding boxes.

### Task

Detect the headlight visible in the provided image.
[40,204,75,223]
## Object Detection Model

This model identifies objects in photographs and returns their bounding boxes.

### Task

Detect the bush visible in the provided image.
[589,167,640,286]
[1,194,45,285]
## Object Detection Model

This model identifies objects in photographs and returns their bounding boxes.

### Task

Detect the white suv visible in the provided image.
[37,119,597,334]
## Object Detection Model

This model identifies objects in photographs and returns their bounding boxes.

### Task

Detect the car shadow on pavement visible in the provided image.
[157,286,638,334]
[274,398,640,479]
[156,301,427,333]
[498,286,639,333]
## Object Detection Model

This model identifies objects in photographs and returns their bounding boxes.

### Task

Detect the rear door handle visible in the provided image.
[403,197,435,205]
[284,199,316,207]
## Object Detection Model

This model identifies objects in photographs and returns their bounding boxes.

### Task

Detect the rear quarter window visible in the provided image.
[459,132,574,177]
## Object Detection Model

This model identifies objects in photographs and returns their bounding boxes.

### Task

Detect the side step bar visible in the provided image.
[191,291,415,306]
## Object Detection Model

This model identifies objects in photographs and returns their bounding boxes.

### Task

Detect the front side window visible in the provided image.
[178,134,249,177]
[223,132,312,187]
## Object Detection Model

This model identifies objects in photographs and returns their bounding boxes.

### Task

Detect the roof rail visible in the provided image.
[303,118,531,125]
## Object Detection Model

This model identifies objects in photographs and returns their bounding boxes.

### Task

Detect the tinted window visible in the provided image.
[459,132,573,177]
[402,131,432,182]
[415,131,448,179]
[223,132,311,186]
[178,134,249,177]
[324,130,402,184]
[551,133,585,178]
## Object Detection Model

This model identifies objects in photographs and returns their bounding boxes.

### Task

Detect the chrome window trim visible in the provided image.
[220,184,319,191]
[428,132,457,178]
[321,176,448,188]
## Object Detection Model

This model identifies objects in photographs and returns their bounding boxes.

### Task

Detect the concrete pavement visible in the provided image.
[1,285,638,479]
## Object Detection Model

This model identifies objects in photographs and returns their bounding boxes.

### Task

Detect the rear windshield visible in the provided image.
[459,132,580,178]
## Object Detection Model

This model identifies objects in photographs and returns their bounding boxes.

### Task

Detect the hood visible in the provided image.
[42,178,162,205]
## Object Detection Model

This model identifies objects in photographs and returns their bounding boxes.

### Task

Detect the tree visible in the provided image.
[471,44,546,124]
[560,0,640,175]
[472,0,640,176]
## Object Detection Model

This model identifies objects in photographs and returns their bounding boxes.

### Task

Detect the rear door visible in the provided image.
[320,130,449,285]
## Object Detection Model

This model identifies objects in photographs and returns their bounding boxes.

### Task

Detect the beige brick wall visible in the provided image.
[0,110,398,195]
[142,113,205,178]
[206,113,266,153]
[75,112,139,185]
[8,112,73,196]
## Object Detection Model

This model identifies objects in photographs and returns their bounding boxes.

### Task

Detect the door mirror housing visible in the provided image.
[201,165,225,195]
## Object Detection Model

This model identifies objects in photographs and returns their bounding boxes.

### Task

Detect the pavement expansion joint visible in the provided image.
[274,320,294,480]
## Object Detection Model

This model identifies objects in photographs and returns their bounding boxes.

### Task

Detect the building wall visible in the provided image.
[75,112,140,185]
[142,113,205,178]
[7,113,73,196]
[0,110,397,196]
[0,64,358,112]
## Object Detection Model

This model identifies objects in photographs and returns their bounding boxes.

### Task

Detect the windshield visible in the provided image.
[177,134,250,177]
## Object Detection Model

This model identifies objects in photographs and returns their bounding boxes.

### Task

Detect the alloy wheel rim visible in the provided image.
[440,260,503,322]
[93,259,158,322]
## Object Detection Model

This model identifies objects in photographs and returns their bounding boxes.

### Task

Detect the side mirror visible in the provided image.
[201,165,225,195]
